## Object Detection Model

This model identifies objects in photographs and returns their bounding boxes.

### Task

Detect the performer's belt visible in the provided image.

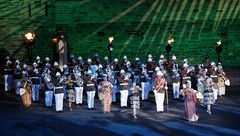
[120,83,128,86]
[32,77,40,84]
[211,75,218,83]
[55,87,64,94]
[87,84,94,86]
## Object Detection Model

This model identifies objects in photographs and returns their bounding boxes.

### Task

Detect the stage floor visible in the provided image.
[0,86,239,136]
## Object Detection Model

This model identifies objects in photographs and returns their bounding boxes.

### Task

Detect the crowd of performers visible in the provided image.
[2,54,230,121]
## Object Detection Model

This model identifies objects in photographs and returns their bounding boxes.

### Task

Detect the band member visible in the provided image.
[65,75,76,111]
[217,63,228,96]
[85,70,97,110]
[130,82,142,118]
[51,61,62,77]
[62,65,69,99]
[146,57,155,93]
[30,62,41,102]
[153,71,166,113]
[181,81,199,122]
[20,79,32,108]
[140,64,149,100]
[4,56,13,91]
[53,72,65,112]
[43,72,54,107]
[209,62,219,101]
[112,58,121,74]
[172,67,180,99]
[99,74,113,113]
[35,56,43,89]
[203,77,215,114]
[22,64,29,80]
[118,69,129,108]
[13,60,22,95]
[121,55,128,67]
[74,69,84,105]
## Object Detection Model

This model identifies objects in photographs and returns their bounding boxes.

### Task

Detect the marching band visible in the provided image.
[2,54,230,121]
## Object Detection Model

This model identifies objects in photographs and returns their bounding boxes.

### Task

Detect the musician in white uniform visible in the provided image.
[153,71,166,113]
[74,69,84,105]
[53,72,64,112]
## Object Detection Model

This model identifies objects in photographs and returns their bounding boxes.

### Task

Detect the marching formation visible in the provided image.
[2,54,230,121]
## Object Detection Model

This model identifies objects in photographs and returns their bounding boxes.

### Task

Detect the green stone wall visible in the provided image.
[0,0,239,66]
[0,0,55,60]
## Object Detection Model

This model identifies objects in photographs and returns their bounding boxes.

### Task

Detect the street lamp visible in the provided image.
[24,32,36,63]
[216,40,222,63]
[108,36,114,63]
[165,38,174,63]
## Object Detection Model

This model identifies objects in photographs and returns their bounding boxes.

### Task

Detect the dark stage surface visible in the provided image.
[0,85,240,136]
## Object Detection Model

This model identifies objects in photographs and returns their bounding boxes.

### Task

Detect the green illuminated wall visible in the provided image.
[0,0,239,66]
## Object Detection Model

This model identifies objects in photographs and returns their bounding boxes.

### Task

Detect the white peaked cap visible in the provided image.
[155,67,160,71]
[172,55,176,60]
[148,58,152,62]
[36,56,40,60]
[114,58,118,62]
[120,69,125,74]
[135,57,140,61]
[183,58,188,63]
[63,65,68,68]
[211,62,216,66]
[148,54,152,58]
[54,61,58,66]
[104,56,108,60]
[98,64,103,68]
[23,64,27,68]
[123,55,127,60]
[45,57,50,61]
[87,58,92,63]
[15,60,20,64]
[56,72,61,76]
[160,55,164,59]
[78,56,82,60]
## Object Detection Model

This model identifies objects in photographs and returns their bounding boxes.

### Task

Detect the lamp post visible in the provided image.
[165,38,174,63]
[216,40,222,63]
[108,36,114,63]
[24,32,36,63]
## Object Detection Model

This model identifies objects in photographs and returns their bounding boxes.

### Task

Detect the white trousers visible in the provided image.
[45,91,53,107]
[55,93,64,111]
[219,87,225,96]
[75,87,83,104]
[212,88,218,101]
[173,82,180,99]
[32,84,40,101]
[154,90,165,112]
[141,82,149,100]
[15,79,20,95]
[87,91,95,108]
[4,75,12,91]
[120,90,128,107]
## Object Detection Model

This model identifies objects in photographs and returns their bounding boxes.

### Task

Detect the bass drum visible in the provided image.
[21,88,32,107]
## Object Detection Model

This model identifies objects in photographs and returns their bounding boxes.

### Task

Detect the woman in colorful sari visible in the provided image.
[182,80,199,122]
